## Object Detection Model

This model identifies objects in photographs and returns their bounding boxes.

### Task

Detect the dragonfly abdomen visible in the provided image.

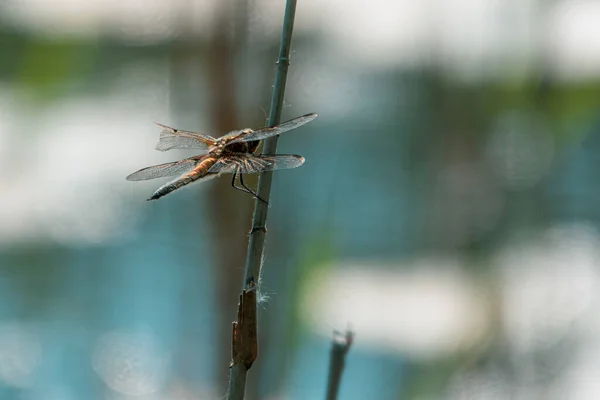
[190,156,218,177]
[147,157,218,201]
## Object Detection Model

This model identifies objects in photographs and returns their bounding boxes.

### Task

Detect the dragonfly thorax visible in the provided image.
[210,138,251,155]
[222,141,250,154]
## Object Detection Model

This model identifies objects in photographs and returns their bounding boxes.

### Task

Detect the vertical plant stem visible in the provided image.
[244,0,297,289]
[227,1,298,399]
[325,330,354,400]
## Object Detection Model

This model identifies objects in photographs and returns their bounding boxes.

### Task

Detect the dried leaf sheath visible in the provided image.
[231,289,258,369]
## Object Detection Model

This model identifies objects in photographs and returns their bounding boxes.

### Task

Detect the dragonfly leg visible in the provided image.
[231,169,240,191]
[230,169,268,204]
[231,169,248,194]
[239,172,268,205]
[231,169,252,194]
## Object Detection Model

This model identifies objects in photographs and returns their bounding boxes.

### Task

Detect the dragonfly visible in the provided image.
[126,113,318,202]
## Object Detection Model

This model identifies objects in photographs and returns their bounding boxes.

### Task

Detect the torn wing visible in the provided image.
[207,154,305,174]
[126,157,201,181]
[154,123,216,152]
[227,113,317,144]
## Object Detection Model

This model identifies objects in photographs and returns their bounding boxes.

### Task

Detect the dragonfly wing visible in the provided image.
[154,123,216,152]
[255,154,306,171]
[126,157,200,181]
[208,154,305,174]
[218,128,250,140]
[228,113,318,144]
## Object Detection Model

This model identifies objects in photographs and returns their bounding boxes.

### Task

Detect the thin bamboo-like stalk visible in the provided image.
[227,1,298,399]
[243,0,298,289]
[325,330,354,400]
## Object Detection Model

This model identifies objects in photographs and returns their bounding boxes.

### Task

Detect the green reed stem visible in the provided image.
[227,1,298,399]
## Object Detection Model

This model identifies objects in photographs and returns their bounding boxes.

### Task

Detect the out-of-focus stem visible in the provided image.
[325,330,354,400]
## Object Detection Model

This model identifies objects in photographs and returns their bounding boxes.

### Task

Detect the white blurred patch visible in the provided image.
[495,223,600,354]
[92,329,170,397]
[447,223,600,399]
[3,0,600,79]
[302,257,487,360]
[1,0,218,43]
[446,368,512,400]
[550,341,600,400]
[0,68,183,245]
[0,322,42,389]
[547,0,600,81]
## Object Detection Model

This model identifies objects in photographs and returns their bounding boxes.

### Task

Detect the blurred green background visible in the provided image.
[1,0,600,399]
